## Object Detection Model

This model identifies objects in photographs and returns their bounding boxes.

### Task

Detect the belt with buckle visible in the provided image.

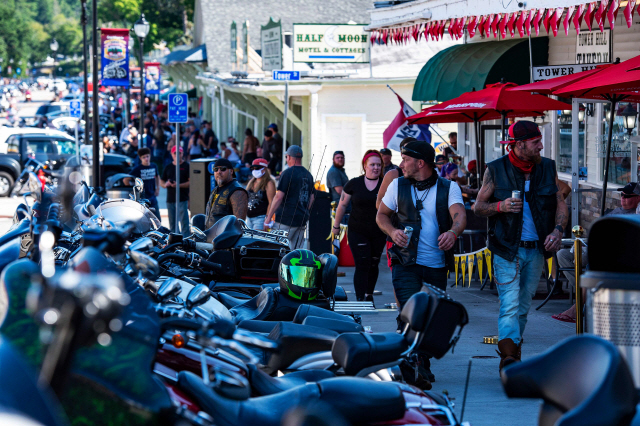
[519,241,537,249]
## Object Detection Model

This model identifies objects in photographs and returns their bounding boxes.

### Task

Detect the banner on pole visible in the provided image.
[101,28,130,87]
[144,62,161,95]
[383,91,431,152]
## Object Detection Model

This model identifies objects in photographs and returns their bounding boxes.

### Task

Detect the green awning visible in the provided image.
[413,37,548,102]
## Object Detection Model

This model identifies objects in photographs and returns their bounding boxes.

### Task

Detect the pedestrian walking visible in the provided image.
[204,158,248,228]
[267,123,283,174]
[264,145,314,249]
[160,146,190,236]
[326,151,348,204]
[332,150,386,302]
[242,128,259,165]
[188,133,207,160]
[203,121,218,157]
[380,148,403,176]
[377,137,466,384]
[473,121,568,372]
[129,147,160,215]
[246,158,276,230]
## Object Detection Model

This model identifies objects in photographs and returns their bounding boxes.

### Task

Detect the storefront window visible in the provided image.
[556,109,585,175]
[601,103,639,185]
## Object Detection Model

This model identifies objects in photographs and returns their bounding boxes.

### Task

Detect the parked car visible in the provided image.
[35,102,70,120]
[0,132,133,196]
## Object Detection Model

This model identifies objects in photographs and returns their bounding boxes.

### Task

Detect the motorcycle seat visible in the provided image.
[332,332,409,376]
[301,316,364,334]
[215,292,249,310]
[502,335,638,426]
[264,322,339,374]
[293,304,354,325]
[246,364,335,396]
[229,287,277,324]
[177,372,405,426]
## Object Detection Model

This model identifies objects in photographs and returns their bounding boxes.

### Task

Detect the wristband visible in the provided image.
[497,201,501,212]
[447,229,458,238]
[333,226,340,230]
[555,225,564,234]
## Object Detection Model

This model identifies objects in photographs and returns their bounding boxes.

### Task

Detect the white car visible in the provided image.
[0,127,71,154]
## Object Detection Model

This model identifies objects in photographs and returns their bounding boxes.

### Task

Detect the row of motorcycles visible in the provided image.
[0,166,638,425]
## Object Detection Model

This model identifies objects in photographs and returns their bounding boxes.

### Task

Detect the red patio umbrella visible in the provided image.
[555,54,640,215]
[511,64,613,95]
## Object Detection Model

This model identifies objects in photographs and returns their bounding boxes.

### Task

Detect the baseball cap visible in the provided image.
[286,145,303,158]
[171,145,183,154]
[268,123,278,131]
[379,148,392,156]
[214,158,234,169]
[402,139,435,165]
[617,182,638,195]
[435,155,446,164]
[252,158,268,168]
[468,159,477,171]
[500,121,542,144]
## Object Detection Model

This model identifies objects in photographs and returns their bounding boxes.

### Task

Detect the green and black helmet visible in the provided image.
[279,249,322,301]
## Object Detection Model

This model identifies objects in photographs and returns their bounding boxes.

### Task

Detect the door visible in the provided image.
[323,116,364,181]
[481,124,504,176]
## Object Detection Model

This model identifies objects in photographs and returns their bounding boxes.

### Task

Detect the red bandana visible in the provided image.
[508,149,534,174]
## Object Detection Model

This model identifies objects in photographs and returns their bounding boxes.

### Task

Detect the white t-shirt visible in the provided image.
[382,178,464,268]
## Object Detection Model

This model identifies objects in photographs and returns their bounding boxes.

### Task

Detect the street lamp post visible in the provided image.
[91,0,99,189]
[133,14,150,145]
[81,0,89,137]
[50,39,59,79]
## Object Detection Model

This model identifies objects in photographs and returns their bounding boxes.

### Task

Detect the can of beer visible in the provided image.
[512,190,522,200]
[404,226,413,240]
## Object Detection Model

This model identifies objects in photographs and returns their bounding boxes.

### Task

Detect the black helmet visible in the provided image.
[279,249,322,301]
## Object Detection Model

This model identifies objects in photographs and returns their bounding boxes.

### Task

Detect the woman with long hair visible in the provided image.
[246,158,276,230]
[332,150,386,302]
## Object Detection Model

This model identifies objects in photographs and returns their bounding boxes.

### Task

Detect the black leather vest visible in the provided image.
[486,155,558,261]
[388,176,454,270]
[205,179,247,228]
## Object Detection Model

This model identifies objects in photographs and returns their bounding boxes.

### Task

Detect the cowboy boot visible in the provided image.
[496,338,519,371]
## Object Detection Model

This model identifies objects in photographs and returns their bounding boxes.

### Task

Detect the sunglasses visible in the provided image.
[622,193,639,199]
[250,166,265,170]
[213,167,229,173]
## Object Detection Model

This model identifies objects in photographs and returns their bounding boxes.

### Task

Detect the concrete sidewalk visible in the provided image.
[337,258,574,426]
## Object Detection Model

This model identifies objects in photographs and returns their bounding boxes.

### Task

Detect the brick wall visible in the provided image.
[577,184,622,233]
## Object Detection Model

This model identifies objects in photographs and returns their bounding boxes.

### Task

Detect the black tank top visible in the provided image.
[247,184,269,218]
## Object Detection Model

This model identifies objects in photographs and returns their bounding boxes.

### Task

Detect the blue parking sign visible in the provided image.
[69,100,82,118]
[168,93,188,123]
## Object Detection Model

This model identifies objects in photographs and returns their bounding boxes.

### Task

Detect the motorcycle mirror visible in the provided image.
[134,177,144,198]
[190,226,206,242]
[157,278,182,301]
[27,172,41,202]
[185,284,211,310]
[128,249,160,278]
[129,237,154,253]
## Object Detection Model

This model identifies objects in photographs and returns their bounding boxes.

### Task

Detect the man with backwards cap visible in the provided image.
[377,137,466,386]
[380,148,403,177]
[204,158,248,228]
[474,121,568,373]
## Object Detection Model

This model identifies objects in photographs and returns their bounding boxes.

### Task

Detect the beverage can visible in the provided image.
[404,226,413,240]
[512,190,522,200]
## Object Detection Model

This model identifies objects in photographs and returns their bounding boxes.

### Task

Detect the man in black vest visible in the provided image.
[377,138,466,384]
[474,121,568,372]
[204,158,248,228]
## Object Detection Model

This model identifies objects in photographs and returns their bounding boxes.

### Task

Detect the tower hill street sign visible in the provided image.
[293,24,370,63]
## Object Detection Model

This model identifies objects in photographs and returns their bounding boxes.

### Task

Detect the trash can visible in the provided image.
[189,158,217,216]
[582,215,640,387]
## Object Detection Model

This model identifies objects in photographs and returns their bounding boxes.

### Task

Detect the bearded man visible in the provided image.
[474,121,568,372]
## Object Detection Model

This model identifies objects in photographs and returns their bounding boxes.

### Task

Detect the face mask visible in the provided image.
[252,169,266,179]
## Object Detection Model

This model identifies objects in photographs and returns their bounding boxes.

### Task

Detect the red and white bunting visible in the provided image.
[625,0,637,28]
[507,12,517,37]
[585,2,597,30]
[491,13,500,38]
[573,4,585,34]
[468,15,478,38]
[595,0,608,32]
[448,18,455,39]
[439,20,446,39]
[543,8,554,33]
[484,14,493,37]
[563,5,575,36]
[607,0,620,30]
[458,17,466,38]
[533,9,543,35]
[525,9,534,35]
[550,7,564,37]
[517,10,526,37]
[499,13,508,38]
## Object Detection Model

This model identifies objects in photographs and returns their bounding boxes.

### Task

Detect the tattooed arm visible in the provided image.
[230,190,248,221]
[472,168,522,216]
[437,203,466,251]
[543,173,569,252]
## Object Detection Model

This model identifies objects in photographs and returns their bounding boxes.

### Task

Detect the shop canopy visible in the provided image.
[412,37,548,103]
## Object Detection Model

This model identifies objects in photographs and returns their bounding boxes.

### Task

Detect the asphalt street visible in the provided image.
[0,90,576,426]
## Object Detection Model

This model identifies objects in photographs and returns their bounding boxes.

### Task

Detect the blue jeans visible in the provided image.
[494,247,544,345]
[391,263,448,310]
[247,215,266,230]
[167,201,190,236]
[147,196,160,218]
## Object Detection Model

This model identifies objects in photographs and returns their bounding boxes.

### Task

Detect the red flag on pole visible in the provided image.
[543,8,554,33]
[563,5,575,36]
[550,7,564,37]
[595,0,609,32]
[499,13,508,38]
[573,4,585,34]
[584,2,597,30]
[624,0,636,28]
[533,9,543,35]
[607,0,620,30]
[507,12,517,37]
[468,16,478,38]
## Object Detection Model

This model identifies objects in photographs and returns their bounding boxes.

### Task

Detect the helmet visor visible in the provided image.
[281,264,320,289]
